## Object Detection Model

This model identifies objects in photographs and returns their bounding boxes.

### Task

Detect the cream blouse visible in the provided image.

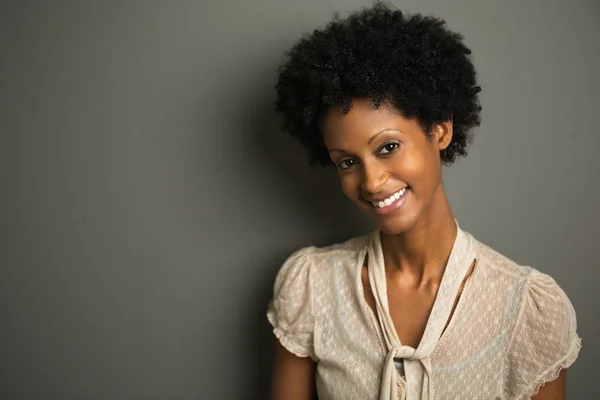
[267,225,581,400]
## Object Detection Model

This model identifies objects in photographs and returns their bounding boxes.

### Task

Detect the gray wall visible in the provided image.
[1,0,598,398]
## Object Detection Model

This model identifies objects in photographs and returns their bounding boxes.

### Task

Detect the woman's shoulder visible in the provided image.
[281,232,372,271]
[271,232,371,293]
[471,235,569,290]
[472,236,532,280]
[469,233,579,345]
[471,234,575,302]
[470,236,562,296]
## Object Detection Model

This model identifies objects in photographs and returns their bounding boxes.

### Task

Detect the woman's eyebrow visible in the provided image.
[329,148,346,154]
[367,128,403,144]
[329,128,403,154]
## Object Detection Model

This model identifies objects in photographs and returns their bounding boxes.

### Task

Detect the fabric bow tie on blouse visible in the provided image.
[368,226,475,400]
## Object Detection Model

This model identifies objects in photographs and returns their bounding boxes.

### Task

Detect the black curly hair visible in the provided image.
[274,2,482,166]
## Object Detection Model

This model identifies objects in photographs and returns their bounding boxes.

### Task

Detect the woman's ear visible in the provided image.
[432,121,453,151]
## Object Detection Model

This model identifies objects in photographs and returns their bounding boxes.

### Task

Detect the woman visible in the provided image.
[266,3,580,399]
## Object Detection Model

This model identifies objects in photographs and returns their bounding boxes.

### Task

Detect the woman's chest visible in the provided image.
[313,264,510,399]
[316,308,507,400]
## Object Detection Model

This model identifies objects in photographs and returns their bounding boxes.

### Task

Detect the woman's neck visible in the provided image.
[380,186,457,285]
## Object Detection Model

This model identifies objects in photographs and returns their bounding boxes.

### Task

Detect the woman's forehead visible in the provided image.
[323,101,414,142]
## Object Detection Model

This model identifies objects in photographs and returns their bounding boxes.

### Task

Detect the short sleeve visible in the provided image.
[266,247,316,360]
[506,270,581,399]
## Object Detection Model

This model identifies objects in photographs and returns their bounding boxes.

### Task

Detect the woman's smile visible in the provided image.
[363,187,410,215]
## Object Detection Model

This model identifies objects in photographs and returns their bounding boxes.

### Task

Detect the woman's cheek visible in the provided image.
[395,152,426,181]
[340,175,359,202]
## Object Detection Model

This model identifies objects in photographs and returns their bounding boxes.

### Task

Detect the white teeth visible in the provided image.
[371,188,408,208]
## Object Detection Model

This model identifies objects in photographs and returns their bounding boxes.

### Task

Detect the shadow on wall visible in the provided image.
[233,75,369,399]
[246,86,367,241]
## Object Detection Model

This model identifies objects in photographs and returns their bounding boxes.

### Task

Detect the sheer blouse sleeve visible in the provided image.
[506,270,581,399]
[267,247,316,360]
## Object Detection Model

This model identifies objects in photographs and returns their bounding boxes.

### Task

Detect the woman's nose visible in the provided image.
[360,162,388,194]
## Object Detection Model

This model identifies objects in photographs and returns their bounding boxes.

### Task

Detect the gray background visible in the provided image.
[1,0,598,398]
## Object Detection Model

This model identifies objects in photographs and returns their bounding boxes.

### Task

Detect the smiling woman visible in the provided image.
[322,101,452,235]
[266,2,581,400]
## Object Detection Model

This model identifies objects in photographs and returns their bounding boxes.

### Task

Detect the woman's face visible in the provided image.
[322,98,452,235]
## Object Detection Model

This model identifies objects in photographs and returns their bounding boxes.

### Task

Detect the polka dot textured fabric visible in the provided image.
[267,225,581,400]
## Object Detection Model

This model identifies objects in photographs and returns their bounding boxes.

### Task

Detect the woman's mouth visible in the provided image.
[367,187,409,215]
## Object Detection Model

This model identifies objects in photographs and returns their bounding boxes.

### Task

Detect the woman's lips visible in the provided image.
[368,187,410,215]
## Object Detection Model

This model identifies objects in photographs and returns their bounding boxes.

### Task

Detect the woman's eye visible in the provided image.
[338,159,357,170]
[380,143,399,154]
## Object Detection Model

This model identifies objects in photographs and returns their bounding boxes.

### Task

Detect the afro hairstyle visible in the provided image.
[274,2,482,166]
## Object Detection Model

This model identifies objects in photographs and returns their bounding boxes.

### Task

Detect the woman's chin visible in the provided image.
[369,212,418,236]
